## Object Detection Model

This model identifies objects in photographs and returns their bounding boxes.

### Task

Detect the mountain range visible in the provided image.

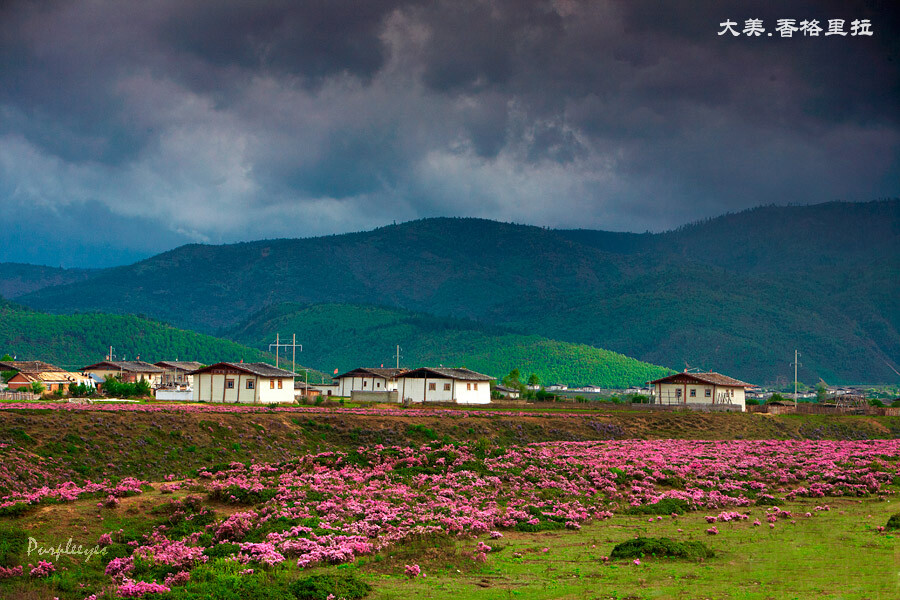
[3,200,898,385]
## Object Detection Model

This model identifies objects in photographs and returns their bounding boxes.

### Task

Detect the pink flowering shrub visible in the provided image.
[0,565,23,579]
[163,571,191,587]
[116,579,171,597]
[29,561,56,578]
[404,564,421,578]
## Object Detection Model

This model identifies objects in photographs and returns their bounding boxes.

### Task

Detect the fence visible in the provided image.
[749,403,900,416]
[0,390,41,401]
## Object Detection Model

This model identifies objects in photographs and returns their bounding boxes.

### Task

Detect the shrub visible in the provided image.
[514,520,565,532]
[203,543,240,558]
[0,523,28,567]
[886,513,900,530]
[0,502,31,517]
[625,498,692,515]
[289,573,372,600]
[610,537,714,560]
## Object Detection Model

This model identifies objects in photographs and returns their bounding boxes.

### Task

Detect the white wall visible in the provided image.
[193,372,291,403]
[156,389,193,401]
[338,375,396,396]
[398,377,490,404]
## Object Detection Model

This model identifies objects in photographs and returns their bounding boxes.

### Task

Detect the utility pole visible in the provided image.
[394,345,402,369]
[269,333,302,371]
[792,350,802,402]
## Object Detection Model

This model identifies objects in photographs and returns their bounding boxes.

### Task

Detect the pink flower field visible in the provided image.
[1,437,896,597]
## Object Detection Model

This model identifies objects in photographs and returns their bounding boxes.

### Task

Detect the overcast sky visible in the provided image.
[1,0,898,267]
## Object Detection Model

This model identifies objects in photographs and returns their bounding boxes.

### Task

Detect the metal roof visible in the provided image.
[397,367,493,381]
[82,361,165,373]
[648,372,753,387]
[334,367,408,379]
[190,362,297,377]
[0,360,65,373]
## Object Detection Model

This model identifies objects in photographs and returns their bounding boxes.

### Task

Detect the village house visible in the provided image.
[493,384,520,399]
[190,362,296,404]
[311,382,339,397]
[82,361,165,388]
[154,361,204,388]
[334,367,406,397]
[396,367,492,404]
[0,360,92,393]
[648,371,753,411]
[293,380,321,401]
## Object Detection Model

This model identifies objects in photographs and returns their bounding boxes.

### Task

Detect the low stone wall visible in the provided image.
[155,389,194,402]
[351,390,399,403]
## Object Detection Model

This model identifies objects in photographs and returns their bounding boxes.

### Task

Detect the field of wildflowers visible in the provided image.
[0,435,897,599]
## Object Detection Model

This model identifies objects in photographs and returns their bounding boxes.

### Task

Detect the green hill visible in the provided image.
[15,200,900,384]
[225,302,672,388]
[0,300,323,379]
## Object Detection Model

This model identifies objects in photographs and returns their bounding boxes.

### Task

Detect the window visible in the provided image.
[376,381,381,388]
[443,383,451,391]
[466,383,471,391]
[247,380,255,390]
[675,388,682,397]
[428,382,436,391]
[474,383,478,390]
[226,379,234,389]
[690,389,696,397]
[363,381,367,388]
[277,379,283,389]
[270,379,275,389]
[705,389,711,398]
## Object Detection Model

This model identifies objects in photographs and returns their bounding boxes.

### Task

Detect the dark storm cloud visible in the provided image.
[0,0,898,266]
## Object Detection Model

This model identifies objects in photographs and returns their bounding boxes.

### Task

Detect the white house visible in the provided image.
[334,367,406,397]
[82,361,165,388]
[396,367,492,404]
[190,362,296,404]
[494,384,520,399]
[648,372,753,411]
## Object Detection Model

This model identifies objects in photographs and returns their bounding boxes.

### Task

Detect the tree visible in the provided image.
[502,369,521,389]
[815,383,828,403]
[135,377,151,397]
[527,373,540,387]
[29,381,45,395]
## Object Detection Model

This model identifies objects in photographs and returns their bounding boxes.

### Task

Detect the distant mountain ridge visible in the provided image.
[10,200,900,384]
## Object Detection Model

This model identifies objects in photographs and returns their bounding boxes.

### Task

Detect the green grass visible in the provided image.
[354,494,898,600]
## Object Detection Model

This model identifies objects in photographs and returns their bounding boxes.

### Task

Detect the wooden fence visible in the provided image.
[0,390,41,401]
[749,404,900,416]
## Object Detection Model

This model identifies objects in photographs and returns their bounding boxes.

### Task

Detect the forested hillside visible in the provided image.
[0,300,322,378]
[225,303,672,387]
